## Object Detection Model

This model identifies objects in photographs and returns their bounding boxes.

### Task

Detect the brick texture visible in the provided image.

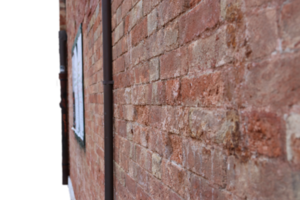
[65,0,300,199]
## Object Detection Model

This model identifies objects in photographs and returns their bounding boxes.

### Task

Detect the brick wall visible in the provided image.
[65,0,300,199]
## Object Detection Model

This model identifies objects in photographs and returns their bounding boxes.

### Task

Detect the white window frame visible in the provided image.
[71,24,85,145]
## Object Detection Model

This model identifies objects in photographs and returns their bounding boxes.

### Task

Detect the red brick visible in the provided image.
[149,106,166,130]
[96,93,104,104]
[131,84,151,105]
[131,41,147,66]
[113,56,125,75]
[169,134,183,164]
[122,0,132,19]
[161,159,187,197]
[166,79,180,105]
[226,158,294,199]
[121,35,128,54]
[150,81,166,105]
[189,173,223,200]
[188,26,234,73]
[125,15,130,33]
[179,0,220,44]
[113,70,134,89]
[281,0,300,48]
[212,148,227,187]
[148,175,170,199]
[148,128,171,158]
[113,88,131,105]
[189,0,202,7]
[246,8,277,59]
[136,186,151,200]
[129,0,143,30]
[160,47,188,80]
[115,119,127,138]
[240,54,300,108]
[134,62,150,84]
[132,123,149,147]
[158,0,189,26]
[132,17,148,46]
[241,110,284,157]
[136,166,149,191]
[126,174,137,196]
[181,72,225,107]
[134,106,150,125]
[112,0,123,14]
[147,29,164,58]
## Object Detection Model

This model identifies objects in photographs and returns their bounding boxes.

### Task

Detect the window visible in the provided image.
[71,24,85,145]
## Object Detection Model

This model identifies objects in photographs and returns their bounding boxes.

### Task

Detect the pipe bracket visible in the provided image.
[102,80,114,85]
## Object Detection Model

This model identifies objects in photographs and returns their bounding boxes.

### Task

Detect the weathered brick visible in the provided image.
[134,106,149,125]
[241,110,284,157]
[127,122,133,140]
[114,21,124,44]
[169,134,183,164]
[148,128,172,157]
[116,6,122,25]
[136,146,152,172]
[129,0,143,31]
[179,0,220,44]
[160,47,188,80]
[136,186,151,200]
[188,26,234,73]
[227,157,294,199]
[112,0,123,14]
[114,88,131,105]
[149,57,160,82]
[115,119,127,138]
[281,0,300,49]
[240,54,300,108]
[149,106,166,129]
[150,81,166,105]
[152,153,162,179]
[129,160,138,179]
[131,84,150,105]
[134,62,150,84]
[148,175,170,199]
[123,105,135,121]
[131,41,147,66]
[147,29,164,58]
[188,108,240,149]
[142,0,152,16]
[158,0,188,27]
[189,0,202,7]
[147,8,158,36]
[136,165,149,191]
[245,0,284,8]
[113,55,125,75]
[166,79,180,105]
[181,72,225,107]
[189,173,222,200]
[131,17,148,46]
[286,113,300,163]
[212,148,227,187]
[162,159,187,197]
[132,123,149,147]
[126,174,137,196]
[164,21,179,51]
[246,8,277,59]
[122,0,132,19]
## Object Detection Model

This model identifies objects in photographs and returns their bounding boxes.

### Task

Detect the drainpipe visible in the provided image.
[102,0,114,199]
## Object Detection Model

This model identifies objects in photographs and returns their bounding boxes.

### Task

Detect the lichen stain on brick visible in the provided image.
[225,3,243,25]
[217,110,240,151]
[226,24,236,48]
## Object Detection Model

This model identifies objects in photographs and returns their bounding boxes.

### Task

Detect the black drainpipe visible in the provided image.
[102,0,114,199]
